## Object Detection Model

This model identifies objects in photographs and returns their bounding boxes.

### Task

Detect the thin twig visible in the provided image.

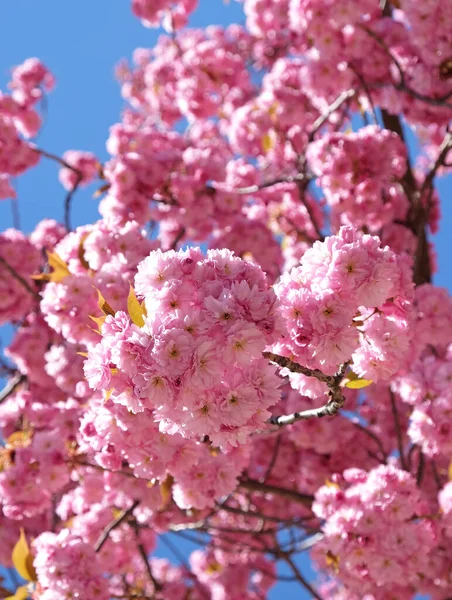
[0,374,26,404]
[33,147,84,231]
[293,532,324,553]
[170,227,186,250]
[351,421,388,462]
[224,173,306,195]
[261,433,282,483]
[348,64,379,124]
[239,478,314,508]
[0,255,41,302]
[136,542,162,592]
[419,131,452,199]
[33,147,83,173]
[64,171,83,231]
[416,449,425,486]
[11,197,20,229]
[263,352,350,425]
[282,554,324,600]
[308,89,356,141]
[390,391,407,470]
[295,179,324,241]
[94,500,139,552]
[359,25,452,108]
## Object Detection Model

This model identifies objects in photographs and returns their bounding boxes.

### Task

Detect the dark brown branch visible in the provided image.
[348,64,378,124]
[359,26,452,108]
[239,478,314,508]
[263,352,349,425]
[33,147,84,173]
[296,179,324,241]
[263,352,335,384]
[282,554,324,600]
[352,421,388,462]
[137,542,162,592]
[261,433,281,483]
[0,255,41,302]
[419,131,452,200]
[216,502,310,526]
[416,449,425,486]
[390,391,407,470]
[33,147,85,231]
[94,500,139,552]
[64,171,83,231]
[170,227,186,250]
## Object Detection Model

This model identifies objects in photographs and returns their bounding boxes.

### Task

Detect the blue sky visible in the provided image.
[0,2,450,598]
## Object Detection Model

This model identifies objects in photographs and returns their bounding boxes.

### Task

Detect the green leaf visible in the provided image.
[12,530,37,582]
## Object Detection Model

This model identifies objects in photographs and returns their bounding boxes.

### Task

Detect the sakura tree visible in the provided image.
[1,0,452,598]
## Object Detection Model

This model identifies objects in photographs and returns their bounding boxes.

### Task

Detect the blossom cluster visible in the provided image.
[0,0,452,597]
[33,530,109,600]
[273,226,414,380]
[313,465,437,596]
[0,58,53,199]
[85,247,282,448]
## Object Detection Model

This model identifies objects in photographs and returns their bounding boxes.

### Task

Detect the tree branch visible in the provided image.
[390,391,407,470]
[308,89,356,141]
[33,147,84,231]
[94,500,139,552]
[64,171,83,231]
[239,478,314,508]
[282,554,324,600]
[136,542,162,592]
[359,26,452,108]
[224,173,306,195]
[0,255,41,302]
[263,352,350,425]
[0,374,26,404]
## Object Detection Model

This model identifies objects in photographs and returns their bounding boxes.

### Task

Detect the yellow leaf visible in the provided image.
[77,232,91,270]
[89,314,106,334]
[6,585,29,600]
[268,101,279,121]
[342,371,373,390]
[92,182,110,198]
[159,474,174,510]
[127,286,146,327]
[104,389,114,403]
[141,301,147,317]
[7,431,32,449]
[32,251,70,283]
[448,459,452,481]
[325,479,339,489]
[325,550,340,573]
[77,352,89,357]
[94,288,115,317]
[12,530,37,582]
[344,378,373,390]
[261,131,274,154]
